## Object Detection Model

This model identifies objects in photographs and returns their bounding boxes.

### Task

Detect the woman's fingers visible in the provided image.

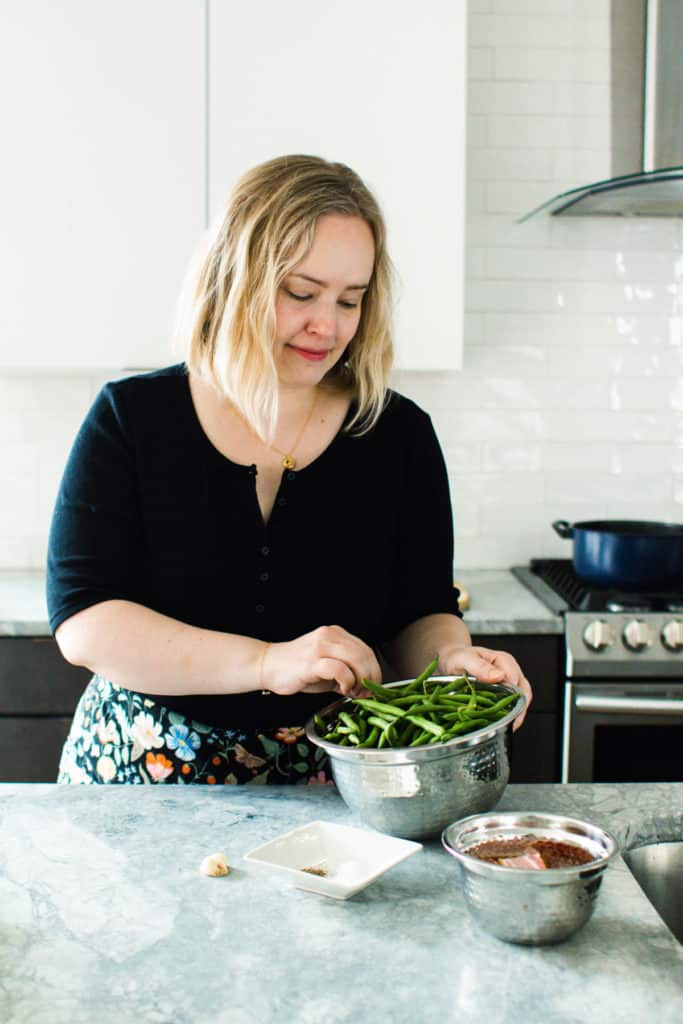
[440,644,533,731]
[265,625,380,696]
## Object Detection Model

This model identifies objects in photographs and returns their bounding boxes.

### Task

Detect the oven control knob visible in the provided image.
[582,620,615,651]
[662,620,683,652]
[622,619,655,651]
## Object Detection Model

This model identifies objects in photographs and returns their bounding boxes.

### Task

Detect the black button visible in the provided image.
[286,471,296,481]
[261,545,270,556]
[277,497,287,507]
[255,603,265,614]
[259,572,270,582]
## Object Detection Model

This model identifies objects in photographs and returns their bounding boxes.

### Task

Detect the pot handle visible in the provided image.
[552,519,574,539]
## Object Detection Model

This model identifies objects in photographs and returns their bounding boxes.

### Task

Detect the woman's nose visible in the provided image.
[306,305,336,339]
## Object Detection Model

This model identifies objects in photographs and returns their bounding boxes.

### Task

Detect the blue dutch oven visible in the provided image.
[552,519,683,591]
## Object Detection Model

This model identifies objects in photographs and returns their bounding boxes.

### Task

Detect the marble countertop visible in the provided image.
[1,782,681,1024]
[0,569,561,637]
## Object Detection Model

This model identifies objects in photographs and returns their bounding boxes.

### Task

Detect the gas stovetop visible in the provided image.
[512,560,683,678]
[512,559,683,614]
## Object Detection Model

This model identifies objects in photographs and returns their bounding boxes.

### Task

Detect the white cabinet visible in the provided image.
[0,1,205,370]
[0,1,465,371]
[208,0,466,371]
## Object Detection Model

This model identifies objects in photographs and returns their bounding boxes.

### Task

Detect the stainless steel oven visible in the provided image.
[563,681,683,782]
[562,611,683,781]
[513,562,683,784]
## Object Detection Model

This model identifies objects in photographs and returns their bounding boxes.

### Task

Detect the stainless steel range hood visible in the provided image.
[521,1,683,220]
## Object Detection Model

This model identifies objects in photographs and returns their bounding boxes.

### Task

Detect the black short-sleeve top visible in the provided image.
[47,364,461,729]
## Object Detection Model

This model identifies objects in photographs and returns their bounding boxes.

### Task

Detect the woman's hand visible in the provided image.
[262,625,381,699]
[438,643,532,730]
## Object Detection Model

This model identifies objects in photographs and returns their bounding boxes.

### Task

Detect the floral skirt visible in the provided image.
[57,675,334,786]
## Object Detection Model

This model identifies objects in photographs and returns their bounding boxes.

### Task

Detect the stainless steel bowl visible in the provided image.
[441,811,619,945]
[305,678,526,840]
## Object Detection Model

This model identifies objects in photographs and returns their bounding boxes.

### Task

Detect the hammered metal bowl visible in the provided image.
[441,811,619,945]
[304,678,526,840]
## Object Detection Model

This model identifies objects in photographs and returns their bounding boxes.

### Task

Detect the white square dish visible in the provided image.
[242,820,422,899]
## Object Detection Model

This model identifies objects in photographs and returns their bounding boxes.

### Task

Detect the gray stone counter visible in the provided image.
[1,782,681,1024]
[458,569,562,635]
[0,569,560,637]
[0,571,49,636]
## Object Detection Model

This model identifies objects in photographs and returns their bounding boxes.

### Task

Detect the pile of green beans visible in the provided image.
[313,658,519,750]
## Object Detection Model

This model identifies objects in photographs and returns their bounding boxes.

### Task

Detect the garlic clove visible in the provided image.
[199,852,230,877]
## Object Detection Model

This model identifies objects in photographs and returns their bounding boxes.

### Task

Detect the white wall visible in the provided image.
[2,0,682,572]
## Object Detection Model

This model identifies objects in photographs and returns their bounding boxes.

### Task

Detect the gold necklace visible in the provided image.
[233,390,319,470]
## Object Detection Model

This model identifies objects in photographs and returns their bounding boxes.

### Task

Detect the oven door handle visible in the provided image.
[575,694,683,715]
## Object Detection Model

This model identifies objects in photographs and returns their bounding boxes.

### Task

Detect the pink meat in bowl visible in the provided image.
[441,811,619,945]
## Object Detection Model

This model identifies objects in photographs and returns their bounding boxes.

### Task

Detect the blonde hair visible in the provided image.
[177,154,394,441]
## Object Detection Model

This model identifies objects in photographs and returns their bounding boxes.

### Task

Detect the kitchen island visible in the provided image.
[1,782,681,1024]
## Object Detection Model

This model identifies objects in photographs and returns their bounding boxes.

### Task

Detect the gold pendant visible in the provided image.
[282,455,296,470]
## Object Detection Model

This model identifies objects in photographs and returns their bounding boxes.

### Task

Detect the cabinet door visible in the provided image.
[0,717,73,783]
[208,0,466,370]
[472,633,563,782]
[0,1,205,370]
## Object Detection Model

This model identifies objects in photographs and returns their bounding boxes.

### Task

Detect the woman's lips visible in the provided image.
[287,344,330,362]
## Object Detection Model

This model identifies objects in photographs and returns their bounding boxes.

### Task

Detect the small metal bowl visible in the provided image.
[441,811,619,945]
[305,678,526,840]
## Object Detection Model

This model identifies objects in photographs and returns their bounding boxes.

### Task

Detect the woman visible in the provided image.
[48,154,532,785]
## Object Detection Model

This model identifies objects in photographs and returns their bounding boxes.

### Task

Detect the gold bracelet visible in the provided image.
[258,641,272,695]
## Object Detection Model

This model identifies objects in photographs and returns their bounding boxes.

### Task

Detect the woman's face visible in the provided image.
[274,213,375,387]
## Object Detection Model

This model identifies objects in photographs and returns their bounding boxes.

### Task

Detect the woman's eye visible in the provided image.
[285,289,311,302]
[338,300,359,309]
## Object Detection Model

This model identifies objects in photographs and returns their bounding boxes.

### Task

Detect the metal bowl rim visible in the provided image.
[304,677,526,763]
[441,810,619,881]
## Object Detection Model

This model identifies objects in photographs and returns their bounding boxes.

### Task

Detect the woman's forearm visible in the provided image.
[386,613,473,678]
[55,600,265,696]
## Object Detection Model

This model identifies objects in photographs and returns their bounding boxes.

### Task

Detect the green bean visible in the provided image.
[360,678,402,699]
[443,717,490,738]
[405,715,445,738]
[401,657,439,693]
[353,698,406,719]
[356,725,380,748]
[367,714,395,731]
[486,693,519,714]
[409,729,433,747]
[339,711,360,733]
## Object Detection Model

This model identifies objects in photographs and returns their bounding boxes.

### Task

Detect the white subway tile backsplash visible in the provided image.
[466,115,489,148]
[551,81,611,116]
[482,443,543,473]
[551,217,681,252]
[540,442,609,473]
[545,472,672,506]
[552,281,678,315]
[441,408,546,443]
[610,443,683,475]
[468,81,554,116]
[468,47,493,80]
[468,147,554,182]
[551,148,610,183]
[493,48,610,84]
[468,280,556,312]
[485,180,557,214]
[471,15,610,50]
[463,342,547,376]
[545,410,678,444]
[546,345,661,378]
